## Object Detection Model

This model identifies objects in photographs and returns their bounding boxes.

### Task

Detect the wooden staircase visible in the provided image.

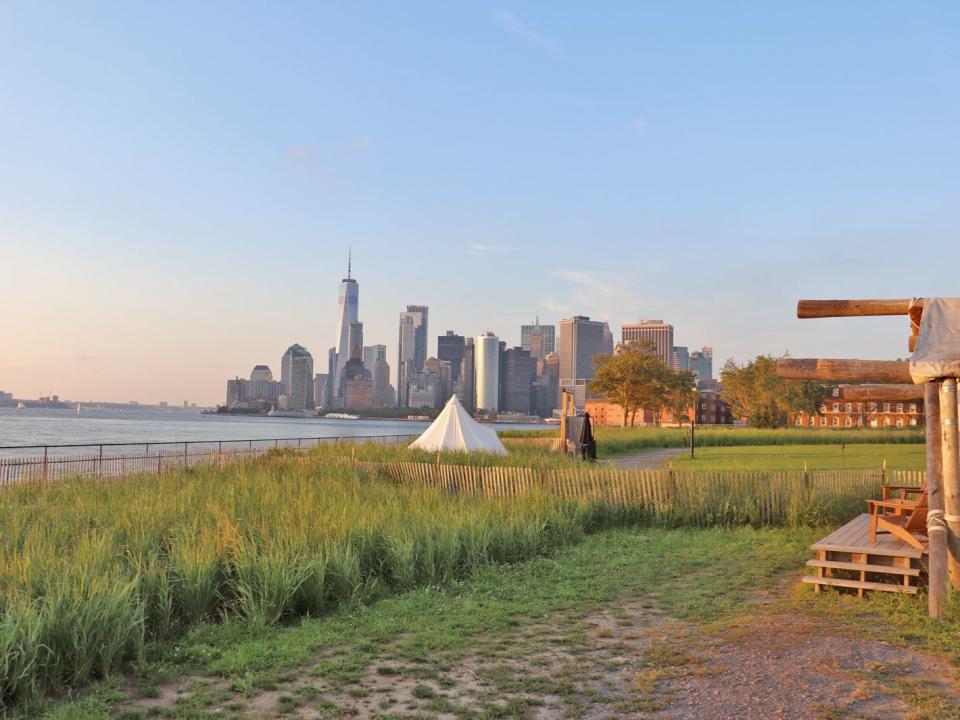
[803,513,927,596]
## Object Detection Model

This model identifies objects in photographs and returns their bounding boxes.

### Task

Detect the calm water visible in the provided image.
[0,407,538,457]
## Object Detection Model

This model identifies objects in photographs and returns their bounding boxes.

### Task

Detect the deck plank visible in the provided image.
[812,513,925,558]
[806,559,920,577]
[802,576,918,594]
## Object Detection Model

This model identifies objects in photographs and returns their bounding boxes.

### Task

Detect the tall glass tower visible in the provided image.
[333,251,359,406]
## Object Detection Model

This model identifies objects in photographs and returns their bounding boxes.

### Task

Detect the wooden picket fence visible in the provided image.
[358,460,906,527]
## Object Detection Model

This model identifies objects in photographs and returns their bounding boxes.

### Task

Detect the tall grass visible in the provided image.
[0,452,617,706]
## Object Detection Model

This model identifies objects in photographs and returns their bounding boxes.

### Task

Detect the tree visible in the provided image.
[590,341,697,427]
[720,355,828,428]
[664,369,699,427]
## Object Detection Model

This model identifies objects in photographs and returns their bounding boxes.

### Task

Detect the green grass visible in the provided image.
[25,525,817,719]
[500,426,924,458]
[669,443,926,471]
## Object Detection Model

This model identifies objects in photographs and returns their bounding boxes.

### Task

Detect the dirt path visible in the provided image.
[603,447,687,469]
[118,585,960,719]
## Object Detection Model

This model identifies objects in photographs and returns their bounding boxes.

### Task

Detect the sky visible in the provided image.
[2,2,960,405]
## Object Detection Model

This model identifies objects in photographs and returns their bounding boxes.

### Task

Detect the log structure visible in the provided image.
[781,296,954,618]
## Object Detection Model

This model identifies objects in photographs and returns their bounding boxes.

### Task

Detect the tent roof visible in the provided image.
[409,395,508,455]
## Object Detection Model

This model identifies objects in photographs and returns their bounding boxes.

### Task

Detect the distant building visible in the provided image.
[532,353,560,418]
[671,346,689,371]
[226,377,248,404]
[314,373,329,409]
[474,332,500,412]
[438,331,466,383]
[249,365,282,403]
[332,255,359,408]
[0,390,14,406]
[397,305,428,406]
[456,338,476,413]
[586,390,732,427]
[521,319,556,359]
[690,347,713,382]
[558,316,613,411]
[621,320,674,367]
[281,343,315,411]
[406,357,450,409]
[499,347,535,414]
[791,386,923,429]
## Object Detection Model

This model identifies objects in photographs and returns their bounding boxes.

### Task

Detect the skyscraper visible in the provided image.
[690,347,713,382]
[281,344,315,411]
[621,320,674,366]
[348,321,364,360]
[437,331,465,383]
[500,347,535,414]
[456,338,476,413]
[397,305,428,407]
[520,318,556,359]
[332,252,359,407]
[558,316,614,411]
[474,332,500,412]
[671,346,690,371]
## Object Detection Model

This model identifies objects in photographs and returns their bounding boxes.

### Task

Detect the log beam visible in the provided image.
[776,359,912,384]
[940,379,960,589]
[838,384,924,402]
[797,299,920,319]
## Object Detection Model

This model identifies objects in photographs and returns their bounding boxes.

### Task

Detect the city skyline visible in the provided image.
[4,4,959,404]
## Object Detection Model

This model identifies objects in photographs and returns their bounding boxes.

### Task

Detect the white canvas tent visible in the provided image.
[409,394,508,454]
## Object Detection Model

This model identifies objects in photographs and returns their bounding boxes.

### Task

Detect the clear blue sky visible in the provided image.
[2,2,959,404]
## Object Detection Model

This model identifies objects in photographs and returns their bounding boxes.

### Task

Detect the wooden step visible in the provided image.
[806,559,920,577]
[802,576,917,594]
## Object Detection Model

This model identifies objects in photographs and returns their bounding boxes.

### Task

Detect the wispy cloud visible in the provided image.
[539,298,575,315]
[466,243,516,255]
[345,134,374,155]
[548,268,657,321]
[493,10,557,50]
[286,144,315,169]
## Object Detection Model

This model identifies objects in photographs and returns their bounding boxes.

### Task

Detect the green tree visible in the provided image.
[720,355,828,428]
[590,341,697,427]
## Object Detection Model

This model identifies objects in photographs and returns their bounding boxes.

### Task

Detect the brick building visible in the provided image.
[790,386,923,429]
[586,389,733,427]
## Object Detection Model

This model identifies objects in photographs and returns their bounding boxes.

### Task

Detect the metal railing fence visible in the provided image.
[0,433,418,486]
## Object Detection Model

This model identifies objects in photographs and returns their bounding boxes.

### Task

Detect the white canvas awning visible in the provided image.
[409,394,508,454]
[911,297,960,383]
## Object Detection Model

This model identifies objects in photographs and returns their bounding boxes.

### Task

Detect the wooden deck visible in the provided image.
[803,513,927,596]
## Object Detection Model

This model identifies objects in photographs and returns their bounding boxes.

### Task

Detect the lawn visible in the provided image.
[668,443,926,471]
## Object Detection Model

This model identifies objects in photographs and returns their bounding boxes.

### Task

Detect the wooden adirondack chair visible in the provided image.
[867,489,928,551]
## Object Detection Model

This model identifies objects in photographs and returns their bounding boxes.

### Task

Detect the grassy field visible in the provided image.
[29,525,960,720]
[501,426,924,457]
[668,443,926,471]
[0,428,936,714]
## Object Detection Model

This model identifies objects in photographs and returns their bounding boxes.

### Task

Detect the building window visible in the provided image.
[896,403,904,413]
[821,417,828,427]
[869,402,877,412]
[844,402,852,413]
[832,416,840,427]
[909,403,917,413]
[884,417,892,427]
[796,416,803,426]
[810,417,817,427]
[845,417,852,427]
[910,418,918,426]
[833,403,840,413]
[832,387,840,397]
[897,418,904,428]
[883,402,891,412]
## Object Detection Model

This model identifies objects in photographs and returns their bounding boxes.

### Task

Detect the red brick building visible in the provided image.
[586,389,734,427]
[790,386,923,429]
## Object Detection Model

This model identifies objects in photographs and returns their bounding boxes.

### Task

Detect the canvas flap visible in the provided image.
[910,297,960,384]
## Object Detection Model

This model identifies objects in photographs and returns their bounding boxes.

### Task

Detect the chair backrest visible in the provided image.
[905,490,929,532]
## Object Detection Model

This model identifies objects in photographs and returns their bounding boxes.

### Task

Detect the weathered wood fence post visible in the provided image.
[925,381,947,617]
[939,378,960,589]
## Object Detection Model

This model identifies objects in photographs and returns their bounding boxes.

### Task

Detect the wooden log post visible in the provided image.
[925,381,947,618]
[940,378,960,589]
[776,359,912,384]
[839,384,924,402]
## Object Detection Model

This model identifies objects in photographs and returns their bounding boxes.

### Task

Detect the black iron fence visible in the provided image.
[0,434,418,486]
